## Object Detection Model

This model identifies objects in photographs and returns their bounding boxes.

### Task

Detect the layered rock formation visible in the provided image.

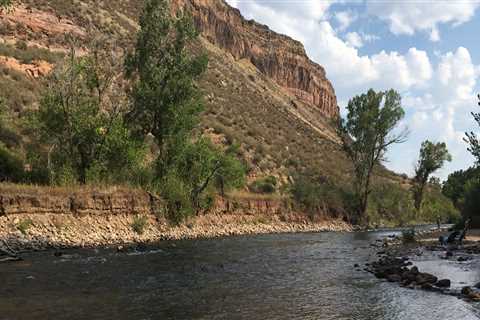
[173,0,339,118]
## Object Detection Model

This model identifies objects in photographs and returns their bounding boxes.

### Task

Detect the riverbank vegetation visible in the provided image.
[0,0,465,228]
[442,97,480,227]
[0,0,247,224]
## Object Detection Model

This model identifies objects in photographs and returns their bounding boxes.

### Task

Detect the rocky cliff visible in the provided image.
[173,0,339,118]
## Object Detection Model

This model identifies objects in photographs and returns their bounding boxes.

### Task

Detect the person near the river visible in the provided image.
[439,217,471,246]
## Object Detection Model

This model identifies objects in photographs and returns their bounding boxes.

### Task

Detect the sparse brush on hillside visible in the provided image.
[0,0,12,9]
[249,176,277,194]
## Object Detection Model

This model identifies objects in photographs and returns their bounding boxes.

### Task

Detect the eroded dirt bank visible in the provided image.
[0,184,351,251]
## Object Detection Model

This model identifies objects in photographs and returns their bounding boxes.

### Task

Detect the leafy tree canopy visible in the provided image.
[338,88,407,221]
[465,94,480,163]
[412,140,451,210]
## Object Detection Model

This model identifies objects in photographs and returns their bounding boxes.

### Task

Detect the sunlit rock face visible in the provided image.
[173,0,339,119]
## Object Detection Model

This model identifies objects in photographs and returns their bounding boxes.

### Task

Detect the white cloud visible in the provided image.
[397,47,480,178]
[345,32,363,48]
[226,1,480,177]
[335,11,356,31]
[367,1,480,41]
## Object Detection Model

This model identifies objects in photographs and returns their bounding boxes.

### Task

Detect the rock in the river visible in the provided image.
[387,274,402,282]
[461,286,480,301]
[415,273,438,285]
[435,279,451,288]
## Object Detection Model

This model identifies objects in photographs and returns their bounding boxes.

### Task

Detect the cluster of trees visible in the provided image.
[0,0,246,222]
[333,85,480,226]
[442,96,480,223]
[1,0,478,227]
[335,88,456,225]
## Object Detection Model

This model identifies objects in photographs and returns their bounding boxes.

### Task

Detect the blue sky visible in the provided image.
[226,0,480,179]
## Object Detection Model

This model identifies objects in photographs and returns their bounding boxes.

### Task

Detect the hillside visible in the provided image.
[0,0,404,189]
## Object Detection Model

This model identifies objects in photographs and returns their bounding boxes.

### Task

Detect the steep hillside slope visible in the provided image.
[0,0,397,187]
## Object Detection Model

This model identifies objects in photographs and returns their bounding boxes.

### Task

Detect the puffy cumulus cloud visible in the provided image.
[395,47,480,178]
[226,0,333,21]
[369,48,432,90]
[345,32,363,48]
[226,1,479,177]
[397,104,475,179]
[335,10,357,31]
[367,1,480,41]
[227,1,432,93]
[436,47,479,101]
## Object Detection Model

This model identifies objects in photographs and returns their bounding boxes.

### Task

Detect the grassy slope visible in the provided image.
[0,0,403,190]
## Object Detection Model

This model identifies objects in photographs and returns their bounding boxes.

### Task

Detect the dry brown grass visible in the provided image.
[0,182,145,197]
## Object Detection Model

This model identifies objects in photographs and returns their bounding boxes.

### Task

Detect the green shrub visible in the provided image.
[291,175,351,217]
[131,215,148,235]
[401,228,416,244]
[249,176,277,194]
[0,42,64,64]
[15,40,28,51]
[0,145,24,182]
[421,187,460,224]
[158,172,194,225]
[16,218,33,235]
[462,177,480,222]
[368,182,415,226]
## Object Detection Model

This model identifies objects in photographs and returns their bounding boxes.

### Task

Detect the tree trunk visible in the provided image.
[414,182,425,211]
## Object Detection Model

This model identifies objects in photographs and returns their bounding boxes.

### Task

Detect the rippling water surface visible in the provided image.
[1,230,480,319]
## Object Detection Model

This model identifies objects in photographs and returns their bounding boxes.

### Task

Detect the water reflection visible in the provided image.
[0,230,479,319]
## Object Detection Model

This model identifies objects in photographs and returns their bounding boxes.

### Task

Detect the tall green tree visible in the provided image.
[443,167,480,209]
[412,140,451,210]
[126,0,244,219]
[338,89,407,223]
[461,94,480,223]
[465,94,480,163]
[125,0,207,176]
[35,41,143,185]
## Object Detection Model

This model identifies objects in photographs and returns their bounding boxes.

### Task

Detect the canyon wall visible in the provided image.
[173,0,339,118]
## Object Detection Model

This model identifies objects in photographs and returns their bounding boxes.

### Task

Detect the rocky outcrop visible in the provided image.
[0,56,53,78]
[173,0,339,118]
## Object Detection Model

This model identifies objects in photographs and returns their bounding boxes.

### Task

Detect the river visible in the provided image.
[1,229,480,319]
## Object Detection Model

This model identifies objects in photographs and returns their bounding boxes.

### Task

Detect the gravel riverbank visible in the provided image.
[0,212,352,253]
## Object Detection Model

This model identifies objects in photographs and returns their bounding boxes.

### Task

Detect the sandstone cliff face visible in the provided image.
[173,0,339,118]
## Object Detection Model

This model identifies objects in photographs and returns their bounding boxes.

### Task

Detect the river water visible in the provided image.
[1,230,480,319]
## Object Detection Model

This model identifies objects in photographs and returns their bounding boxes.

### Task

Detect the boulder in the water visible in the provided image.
[387,274,402,282]
[435,279,451,288]
[461,286,480,301]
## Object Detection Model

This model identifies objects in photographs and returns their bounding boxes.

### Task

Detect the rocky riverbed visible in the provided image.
[366,229,480,302]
